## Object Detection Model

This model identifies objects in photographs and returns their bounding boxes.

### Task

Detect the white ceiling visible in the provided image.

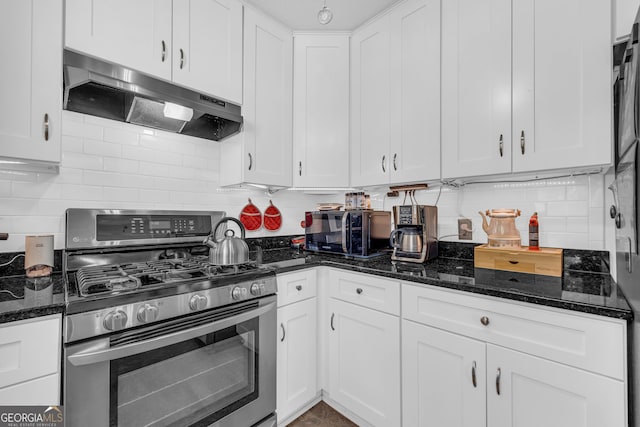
[243,0,403,31]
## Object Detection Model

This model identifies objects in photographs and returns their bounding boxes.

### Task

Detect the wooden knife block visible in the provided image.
[474,245,563,277]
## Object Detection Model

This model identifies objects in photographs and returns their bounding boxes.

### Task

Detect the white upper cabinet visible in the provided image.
[65,0,173,81]
[219,8,293,187]
[389,0,441,184]
[511,0,611,173]
[442,0,611,179]
[65,0,242,104]
[351,16,392,187]
[172,0,242,102]
[441,0,512,179]
[0,0,62,168]
[293,34,350,188]
[351,0,441,187]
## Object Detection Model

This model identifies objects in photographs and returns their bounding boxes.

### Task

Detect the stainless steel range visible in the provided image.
[62,209,277,427]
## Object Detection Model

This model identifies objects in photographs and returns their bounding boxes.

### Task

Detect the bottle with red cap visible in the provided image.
[529,212,539,250]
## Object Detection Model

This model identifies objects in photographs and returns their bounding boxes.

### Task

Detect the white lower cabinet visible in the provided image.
[277,298,318,423]
[402,284,627,427]
[328,299,401,427]
[402,320,486,427]
[0,314,61,404]
[487,345,626,427]
[326,269,401,427]
[276,271,319,425]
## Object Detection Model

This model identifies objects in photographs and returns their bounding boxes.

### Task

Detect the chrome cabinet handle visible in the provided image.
[330,313,335,331]
[480,316,490,326]
[496,368,501,395]
[248,153,253,170]
[299,161,302,176]
[499,134,503,157]
[628,237,633,273]
[381,155,386,173]
[296,285,302,291]
[356,288,363,295]
[393,153,397,171]
[471,361,477,388]
[280,323,286,342]
[180,48,185,69]
[161,40,166,62]
[520,130,525,154]
[43,113,49,141]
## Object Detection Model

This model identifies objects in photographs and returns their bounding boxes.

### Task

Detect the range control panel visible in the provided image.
[96,214,213,240]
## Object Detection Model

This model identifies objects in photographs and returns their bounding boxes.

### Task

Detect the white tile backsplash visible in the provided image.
[0,111,610,253]
[379,174,607,251]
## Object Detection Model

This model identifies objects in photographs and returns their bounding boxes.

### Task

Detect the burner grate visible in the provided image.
[75,256,260,297]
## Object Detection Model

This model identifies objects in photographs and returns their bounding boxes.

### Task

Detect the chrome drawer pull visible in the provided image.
[356,288,363,295]
[296,285,302,291]
[471,361,477,388]
[480,316,490,326]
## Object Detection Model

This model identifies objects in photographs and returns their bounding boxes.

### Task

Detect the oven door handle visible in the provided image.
[67,301,276,367]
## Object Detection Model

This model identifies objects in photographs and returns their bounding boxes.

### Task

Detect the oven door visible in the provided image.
[64,296,276,427]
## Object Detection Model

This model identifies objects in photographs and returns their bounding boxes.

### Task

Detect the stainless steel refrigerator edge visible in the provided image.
[613,10,640,427]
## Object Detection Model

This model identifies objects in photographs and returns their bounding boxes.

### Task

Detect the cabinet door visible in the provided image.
[512,0,611,173]
[277,299,318,423]
[441,0,511,179]
[0,0,62,165]
[65,0,172,81]
[389,0,441,184]
[402,320,486,427]
[242,9,293,187]
[487,345,626,427]
[328,299,400,427]
[350,17,391,187]
[0,315,61,395]
[172,0,242,103]
[293,35,350,188]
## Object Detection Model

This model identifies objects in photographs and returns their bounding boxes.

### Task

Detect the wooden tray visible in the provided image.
[474,245,563,277]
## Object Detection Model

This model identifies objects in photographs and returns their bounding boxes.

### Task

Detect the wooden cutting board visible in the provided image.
[474,245,563,277]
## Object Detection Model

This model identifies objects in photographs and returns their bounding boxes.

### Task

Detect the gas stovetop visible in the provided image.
[74,256,262,297]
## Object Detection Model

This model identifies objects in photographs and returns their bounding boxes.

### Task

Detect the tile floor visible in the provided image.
[286,401,358,427]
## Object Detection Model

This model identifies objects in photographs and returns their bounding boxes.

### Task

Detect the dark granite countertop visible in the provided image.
[256,246,633,321]
[0,274,65,324]
[0,240,631,323]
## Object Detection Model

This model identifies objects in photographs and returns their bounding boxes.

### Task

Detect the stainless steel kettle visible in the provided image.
[203,217,250,265]
[389,227,423,253]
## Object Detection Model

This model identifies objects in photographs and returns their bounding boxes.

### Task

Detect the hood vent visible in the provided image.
[63,50,242,141]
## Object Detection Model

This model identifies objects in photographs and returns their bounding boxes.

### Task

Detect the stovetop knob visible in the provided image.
[103,310,128,331]
[250,283,261,296]
[189,294,208,311]
[232,286,244,301]
[137,303,159,323]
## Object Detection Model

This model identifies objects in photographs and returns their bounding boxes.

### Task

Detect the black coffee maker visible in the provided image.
[390,205,438,263]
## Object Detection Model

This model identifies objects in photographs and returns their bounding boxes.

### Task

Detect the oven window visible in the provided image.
[110,319,259,427]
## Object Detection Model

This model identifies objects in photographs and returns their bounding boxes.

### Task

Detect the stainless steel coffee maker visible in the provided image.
[390,205,438,263]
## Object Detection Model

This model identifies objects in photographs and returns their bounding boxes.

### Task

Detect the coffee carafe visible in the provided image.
[390,205,438,263]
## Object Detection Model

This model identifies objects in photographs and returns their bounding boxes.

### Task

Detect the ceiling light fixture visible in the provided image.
[317,0,333,25]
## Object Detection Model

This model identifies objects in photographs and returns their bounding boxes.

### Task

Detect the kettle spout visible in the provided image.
[478,211,489,234]
[203,234,217,248]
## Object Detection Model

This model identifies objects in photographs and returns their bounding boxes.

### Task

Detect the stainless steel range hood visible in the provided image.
[63,50,242,141]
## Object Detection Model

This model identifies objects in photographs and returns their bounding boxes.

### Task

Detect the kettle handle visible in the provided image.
[389,229,403,249]
[213,217,246,242]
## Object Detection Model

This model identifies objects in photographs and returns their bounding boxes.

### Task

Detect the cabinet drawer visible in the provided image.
[329,269,400,315]
[0,315,61,388]
[403,284,625,379]
[0,373,60,405]
[277,270,317,307]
